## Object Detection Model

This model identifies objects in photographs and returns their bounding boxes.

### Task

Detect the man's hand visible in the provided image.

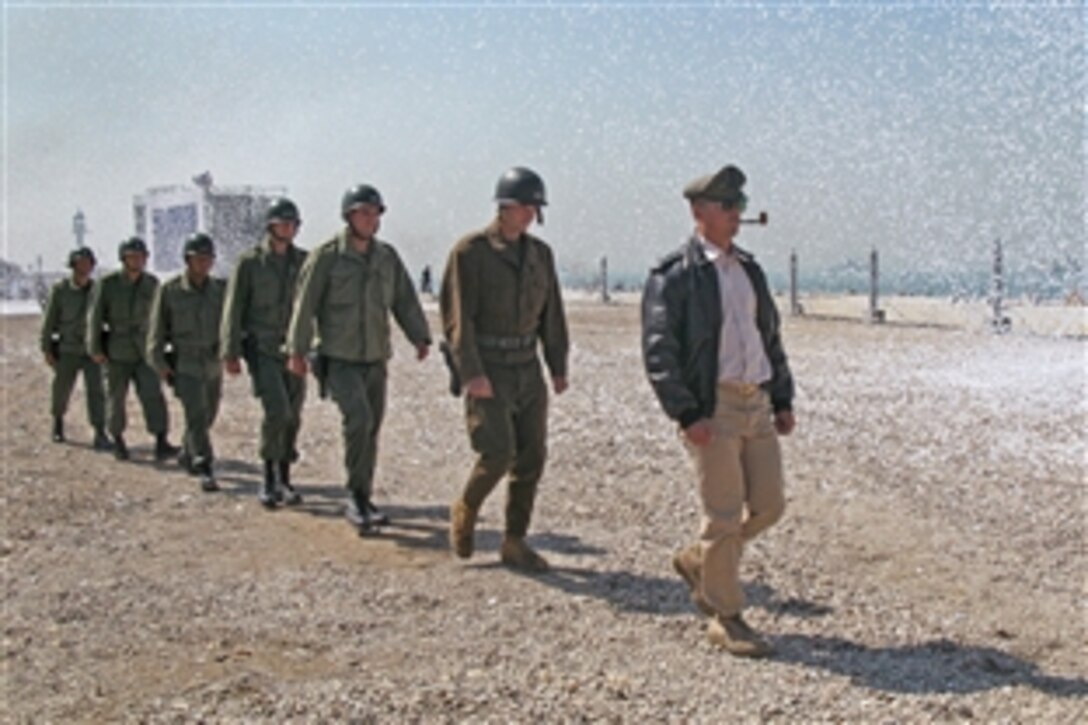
[287,354,309,378]
[552,376,569,395]
[415,342,430,361]
[683,419,713,447]
[774,410,796,436]
[44,353,56,368]
[91,354,107,365]
[224,357,243,376]
[464,375,494,399]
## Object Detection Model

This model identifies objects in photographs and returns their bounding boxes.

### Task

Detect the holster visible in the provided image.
[310,352,329,400]
[439,341,461,397]
[241,337,260,396]
[164,345,178,389]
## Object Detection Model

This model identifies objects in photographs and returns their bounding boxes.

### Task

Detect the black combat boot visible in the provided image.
[51,417,64,443]
[367,499,390,526]
[113,435,130,461]
[198,460,219,493]
[346,494,380,536]
[258,460,280,509]
[92,428,113,451]
[177,449,195,475]
[279,461,302,506]
[154,433,180,461]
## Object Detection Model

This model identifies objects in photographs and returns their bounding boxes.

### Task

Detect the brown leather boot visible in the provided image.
[707,614,773,658]
[672,544,715,616]
[500,536,550,573]
[449,500,477,559]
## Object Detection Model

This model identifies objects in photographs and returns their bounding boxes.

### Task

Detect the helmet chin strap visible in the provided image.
[536,207,544,225]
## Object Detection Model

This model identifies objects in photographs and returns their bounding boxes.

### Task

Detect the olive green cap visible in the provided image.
[683,165,747,204]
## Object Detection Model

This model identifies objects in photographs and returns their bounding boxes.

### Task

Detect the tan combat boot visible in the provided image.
[707,613,773,658]
[672,544,715,616]
[500,535,550,573]
[449,499,478,559]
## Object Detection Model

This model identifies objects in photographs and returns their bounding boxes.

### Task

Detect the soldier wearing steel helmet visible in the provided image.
[220,198,309,509]
[440,167,570,573]
[285,184,431,535]
[147,233,227,493]
[40,246,109,449]
[88,237,178,461]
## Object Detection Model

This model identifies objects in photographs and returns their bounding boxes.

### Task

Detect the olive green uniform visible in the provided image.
[440,219,569,537]
[40,277,105,430]
[147,273,226,470]
[286,229,430,501]
[87,270,169,438]
[220,238,308,463]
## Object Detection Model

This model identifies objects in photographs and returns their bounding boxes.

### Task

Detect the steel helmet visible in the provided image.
[182,232,216,259]
[341,184,385,219]
[266,197,301,226]
[494,167,547,207]
[69,246,96,268]
[118,236,149,260]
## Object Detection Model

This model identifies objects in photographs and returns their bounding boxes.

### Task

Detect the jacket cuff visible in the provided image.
[678,409,703,429]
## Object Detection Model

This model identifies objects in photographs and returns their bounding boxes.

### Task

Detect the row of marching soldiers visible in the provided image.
[43,163,797,657]
[42,168,568,573]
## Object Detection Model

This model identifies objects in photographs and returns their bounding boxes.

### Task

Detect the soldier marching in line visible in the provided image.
[87,237,179,462]
[286,184,431,535]
[40,247,109,449]
[147,234,227,493]
[221,198,309,509]
[440,167,570,572]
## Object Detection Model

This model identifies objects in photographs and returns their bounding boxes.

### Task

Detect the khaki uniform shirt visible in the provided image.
[286,229,431,363]
[220,238,307,360]
[41,276,95,356]
[147,273,226,378]
[440,219,569,381]
[87,270,159,363]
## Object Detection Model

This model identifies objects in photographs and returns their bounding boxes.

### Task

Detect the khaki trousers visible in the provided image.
[685,383,786,617]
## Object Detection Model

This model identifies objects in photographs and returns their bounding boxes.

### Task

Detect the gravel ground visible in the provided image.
[2,301,1085,722]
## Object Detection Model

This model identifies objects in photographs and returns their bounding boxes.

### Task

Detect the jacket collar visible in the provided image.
[685,234,753,267]
[336,227,385,260]
[484,218,540,270]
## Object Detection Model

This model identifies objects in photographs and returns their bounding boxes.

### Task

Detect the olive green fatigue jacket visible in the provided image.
[40,276,95,356]
[220,238,307,361]
[440,219,569,382]
[147,273,226,379]
[286,229,431,362]
[87,270,160,363]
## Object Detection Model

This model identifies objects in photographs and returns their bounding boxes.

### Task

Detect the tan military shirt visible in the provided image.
[440,219,569,381]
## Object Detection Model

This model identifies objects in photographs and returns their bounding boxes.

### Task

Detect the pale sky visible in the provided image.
[4,1,1084,292]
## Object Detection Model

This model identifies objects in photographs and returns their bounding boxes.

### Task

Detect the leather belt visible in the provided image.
[719,380,763,396]
[476,333,537,351]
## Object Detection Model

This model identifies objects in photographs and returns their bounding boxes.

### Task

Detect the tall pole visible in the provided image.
[600,255,610,303]
[789,249,801,316]
[868,247,884,323]
[991,238,1009,333]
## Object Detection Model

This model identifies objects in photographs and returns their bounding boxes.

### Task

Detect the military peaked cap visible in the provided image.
[683,165,747,204]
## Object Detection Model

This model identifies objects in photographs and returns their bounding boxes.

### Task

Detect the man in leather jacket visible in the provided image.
[641,164,795,657]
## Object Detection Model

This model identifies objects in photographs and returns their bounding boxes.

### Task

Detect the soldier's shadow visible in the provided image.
[494,551,834,618]
[771,633,1088,698]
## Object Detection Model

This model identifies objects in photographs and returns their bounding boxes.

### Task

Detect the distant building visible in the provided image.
[133,171,286,275]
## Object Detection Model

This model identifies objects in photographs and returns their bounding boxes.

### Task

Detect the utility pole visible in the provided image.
[868,247,885,323]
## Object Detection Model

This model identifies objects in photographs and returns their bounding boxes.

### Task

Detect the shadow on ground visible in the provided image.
[772,633,1088,698]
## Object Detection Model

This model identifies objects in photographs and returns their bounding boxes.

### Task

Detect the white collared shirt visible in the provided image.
[697,236,772,385]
